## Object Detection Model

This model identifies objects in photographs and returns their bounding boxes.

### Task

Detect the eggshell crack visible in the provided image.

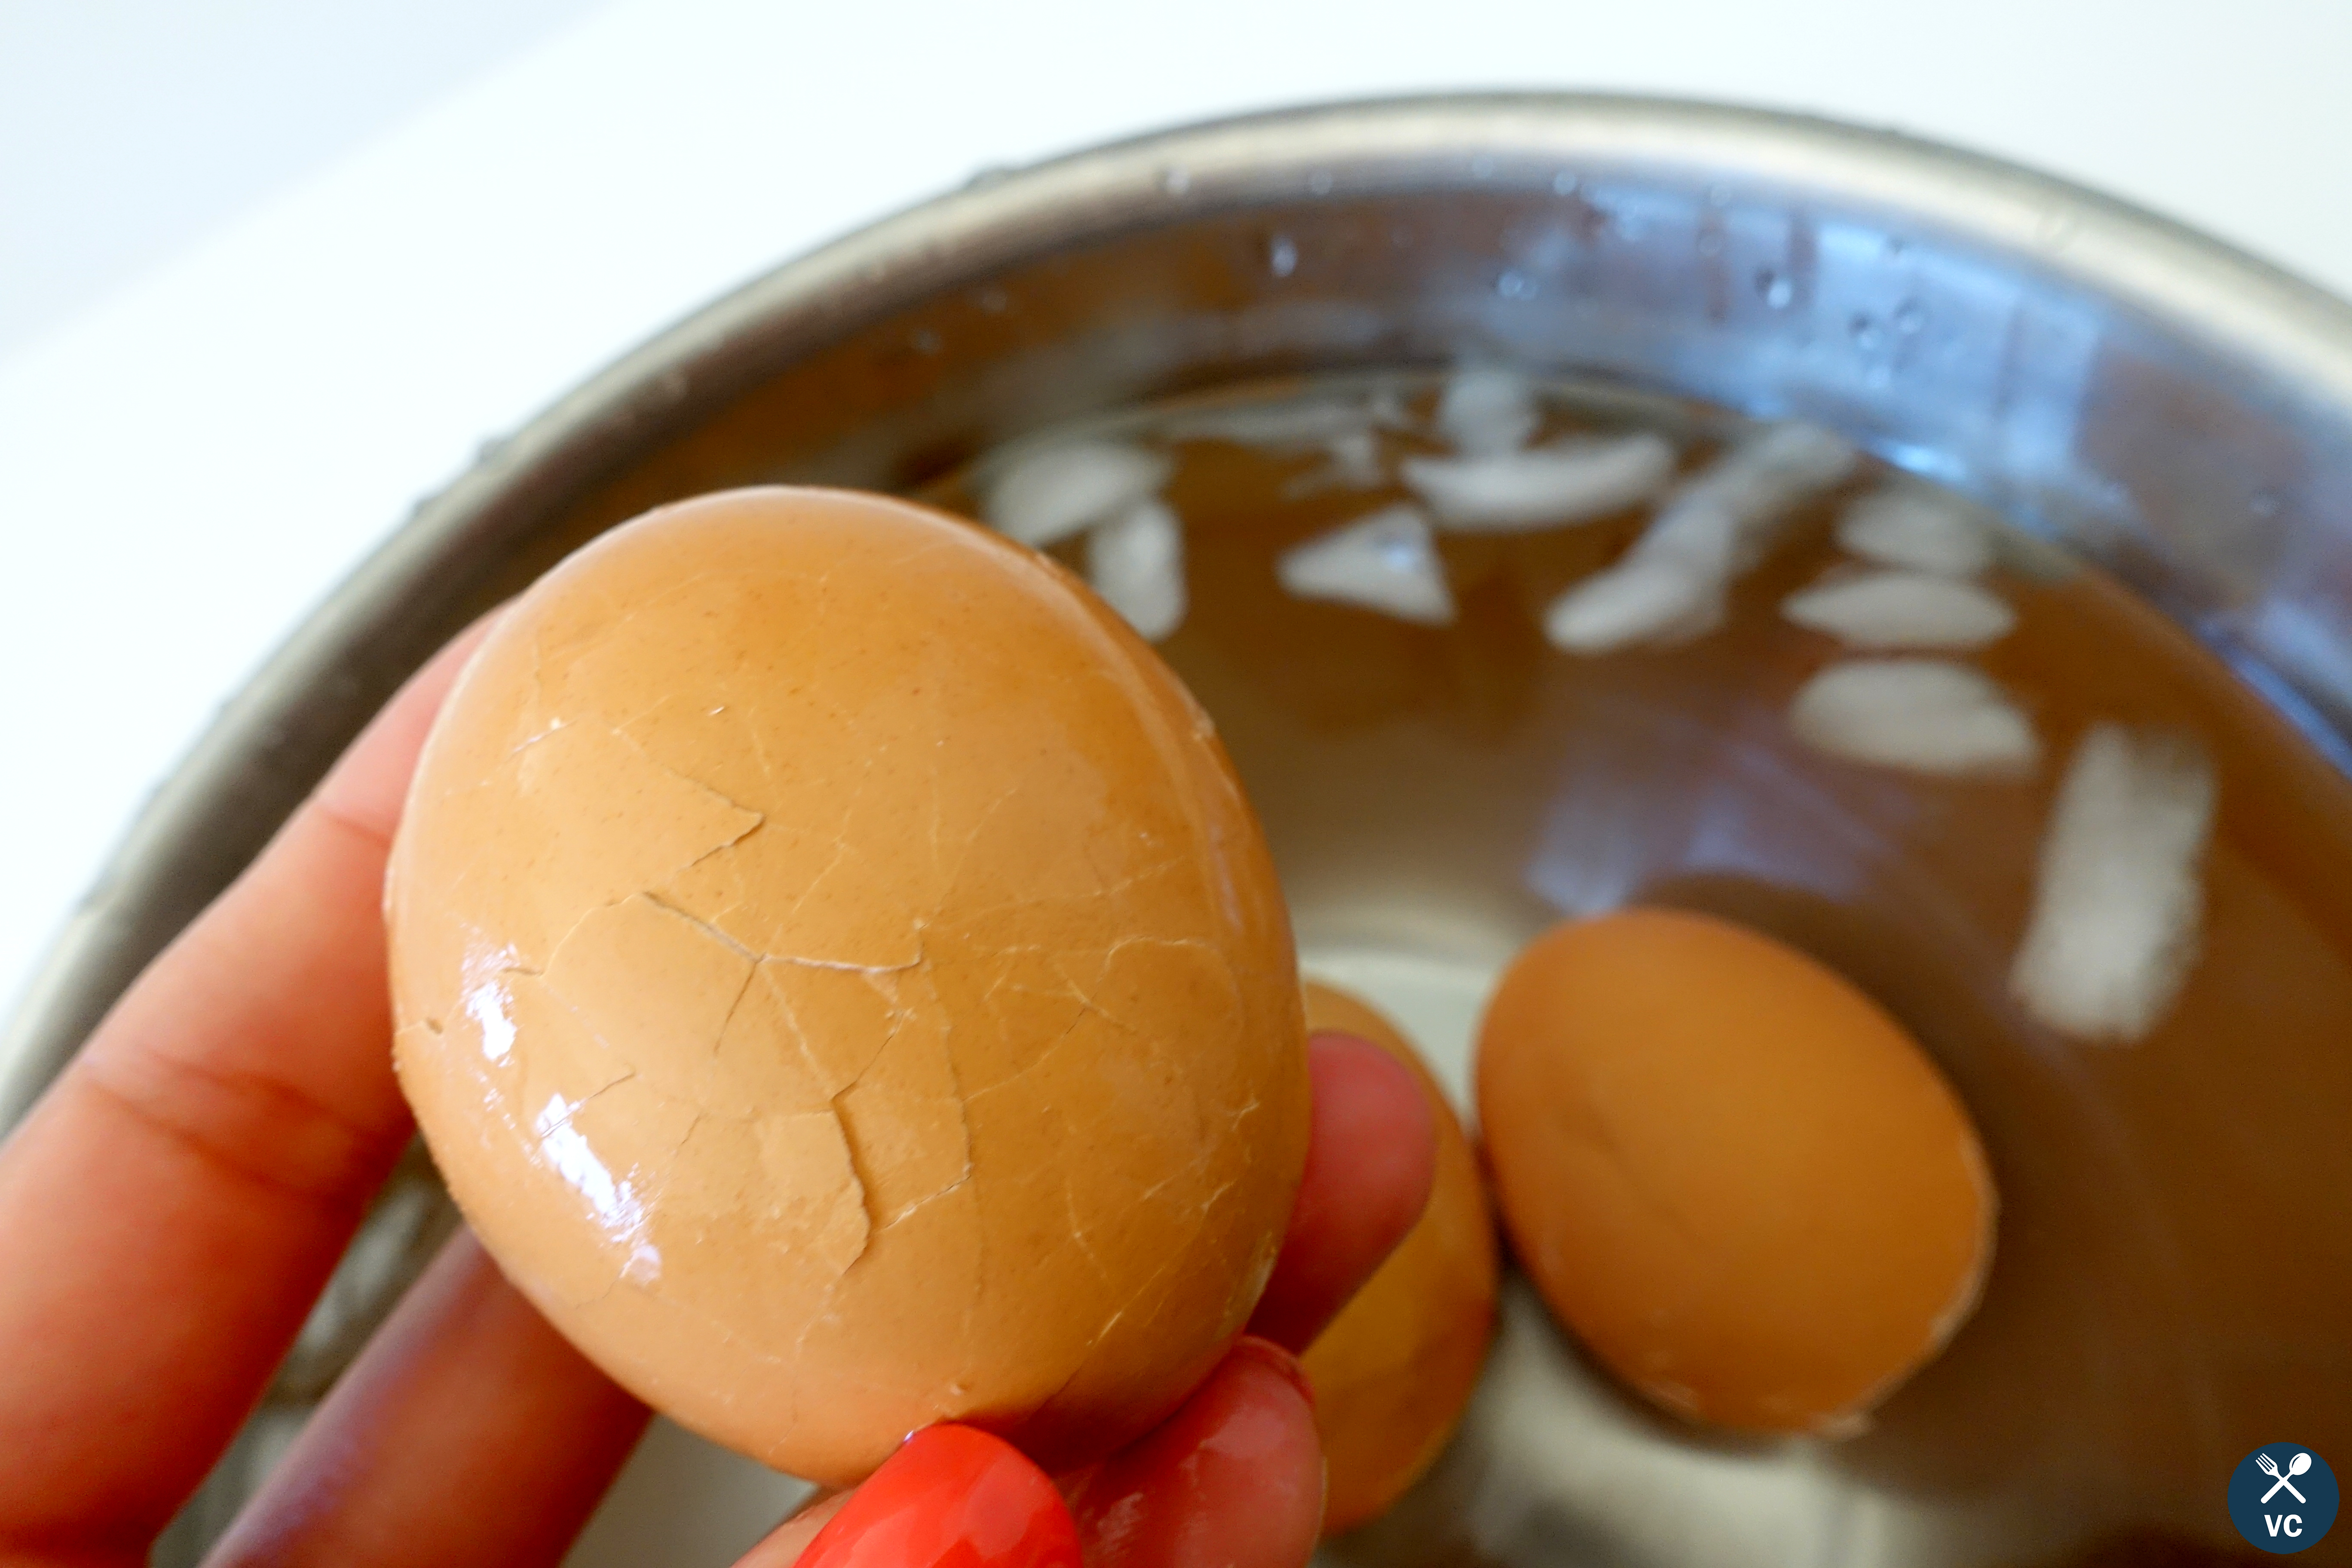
[387,487,1309,1485]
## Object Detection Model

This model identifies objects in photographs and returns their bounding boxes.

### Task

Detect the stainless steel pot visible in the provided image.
[10,93,2351,1566]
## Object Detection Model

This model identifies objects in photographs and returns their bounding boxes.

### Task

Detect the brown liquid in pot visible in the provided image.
[923,373,2352,1565]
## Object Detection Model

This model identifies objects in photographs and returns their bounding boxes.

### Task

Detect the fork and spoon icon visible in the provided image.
[2259,1451,2313,1504]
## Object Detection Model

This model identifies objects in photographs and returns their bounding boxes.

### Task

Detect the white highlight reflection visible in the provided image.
[535,1092,646,1238]
[466,978,517,1064]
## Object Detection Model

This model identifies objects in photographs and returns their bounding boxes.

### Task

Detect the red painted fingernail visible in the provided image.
[1228,1334,1317,1413]
[798,1424,1081,1568]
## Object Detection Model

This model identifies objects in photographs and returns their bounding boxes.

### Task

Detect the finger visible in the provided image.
[0,617,496,1549]
[735,1493,848,1568]
[202,1229,648,1568]
[1245,1032,1435,1353]
[1069,1338,1323,1568]
[747,1344,1324,1568]
[738,1427,1078,1568]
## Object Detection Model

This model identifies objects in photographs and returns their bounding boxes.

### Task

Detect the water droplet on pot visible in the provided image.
[1552,170,1580,196]
[1757,268,1795,309]
[1160,166,1192,196]
[1307,170,1334,196]
[1268,234,1299,278]
[1893,298,1929,334]
[1851,313,1884,350]
[1497,270,1537,300]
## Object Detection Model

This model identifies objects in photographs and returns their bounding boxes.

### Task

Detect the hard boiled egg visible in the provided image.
[1476,908,1995,1437]
[386,487,1310,1484]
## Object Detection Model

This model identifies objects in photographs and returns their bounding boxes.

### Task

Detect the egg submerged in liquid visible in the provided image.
[1476,907,1997,1437]
[1298,981,1499,1534]
[385,487,1311,1485]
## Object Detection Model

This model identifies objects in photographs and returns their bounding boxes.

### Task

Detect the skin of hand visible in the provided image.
[0,617,1438,1568]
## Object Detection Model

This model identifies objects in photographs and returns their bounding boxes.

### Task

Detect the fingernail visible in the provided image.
[1228,1334,1317,1413]
[798,1425,1081,1568]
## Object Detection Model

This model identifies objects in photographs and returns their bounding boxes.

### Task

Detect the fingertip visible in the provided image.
[1225,1334,1316,1413]
[1071,1342,1325,1568]
[737,1491,849,1567]
[1248,1031,1437,1352]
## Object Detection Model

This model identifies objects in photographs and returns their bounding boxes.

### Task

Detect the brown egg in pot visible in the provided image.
[1476,908,1996,1437]
[385,487,1312,1485]
[1299,981,1499,1534]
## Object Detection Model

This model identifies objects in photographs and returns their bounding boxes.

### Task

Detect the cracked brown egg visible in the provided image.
[386,486,1311,1484]
[1476,908,1996,1437]
[1298,982,1497,1535]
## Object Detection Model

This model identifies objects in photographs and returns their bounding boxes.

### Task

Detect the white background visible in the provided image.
[5,0,2352,1019]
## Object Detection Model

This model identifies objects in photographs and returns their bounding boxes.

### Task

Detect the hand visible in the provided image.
[0,620,1437,1568]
